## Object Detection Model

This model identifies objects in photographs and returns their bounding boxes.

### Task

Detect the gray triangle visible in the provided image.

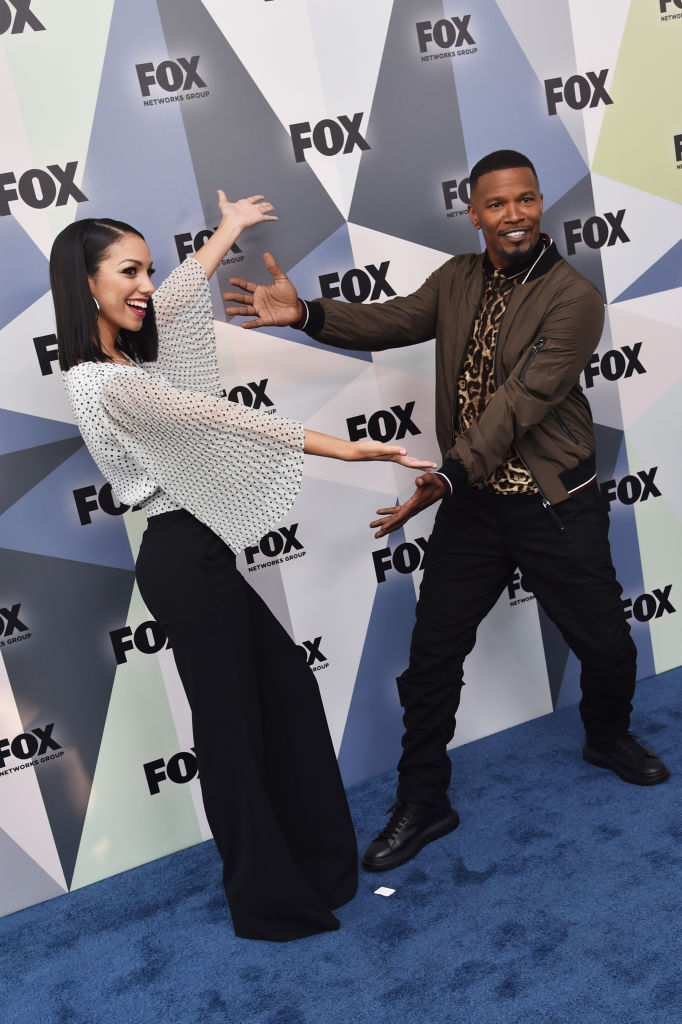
[0,548,135,889]
[594,423,625,483]
[350,0,479,256]
[157,2,345,292]
[542,175,606,298]
[0,436,84,516]
[0,827,66,916]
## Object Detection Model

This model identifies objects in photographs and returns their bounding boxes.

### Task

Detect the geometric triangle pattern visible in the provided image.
[1,0,679,918]
[0,435,84,515]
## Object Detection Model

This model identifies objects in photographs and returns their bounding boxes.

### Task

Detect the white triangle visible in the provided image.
[614,286,682,333]
[0,654,67,890]
[215,319,368,427]
[591,173,682,303]
[346,222,452,380]
[347,221,453,298]
[567,0,631,165]
[201,0,392,217]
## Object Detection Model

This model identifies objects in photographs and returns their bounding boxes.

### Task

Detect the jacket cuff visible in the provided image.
[437,458,467,494]
[300,300,325,337]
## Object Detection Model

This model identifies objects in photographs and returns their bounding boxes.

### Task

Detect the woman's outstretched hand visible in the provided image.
[216,190,277,232]
[224,252,303,328]
[348,441,437,470]
[370,473,449,537]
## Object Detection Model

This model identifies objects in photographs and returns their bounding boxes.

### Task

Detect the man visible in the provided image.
[224,150,669,873]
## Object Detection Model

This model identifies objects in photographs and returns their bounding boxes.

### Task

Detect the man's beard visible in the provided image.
[501,238,534,265]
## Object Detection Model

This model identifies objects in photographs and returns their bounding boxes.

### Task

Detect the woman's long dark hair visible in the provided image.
[49,218,158,371]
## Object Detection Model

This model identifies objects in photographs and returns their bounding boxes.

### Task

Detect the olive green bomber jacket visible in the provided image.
[303,241,605,505]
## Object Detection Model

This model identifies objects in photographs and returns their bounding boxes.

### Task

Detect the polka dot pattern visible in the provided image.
[63,257,304,554]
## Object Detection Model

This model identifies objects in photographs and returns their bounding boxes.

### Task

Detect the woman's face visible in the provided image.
[88,233,155,344]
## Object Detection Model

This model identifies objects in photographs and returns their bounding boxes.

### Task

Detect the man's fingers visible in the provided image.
[261,252,286,279]
[227,277,254,292]
[403,458,438,469]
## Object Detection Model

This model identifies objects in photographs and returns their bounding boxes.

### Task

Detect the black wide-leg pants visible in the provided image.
[135,510,357,941]
[396,484,637,807]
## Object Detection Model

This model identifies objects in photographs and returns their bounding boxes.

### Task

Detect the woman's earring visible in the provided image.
[92,295,100,316]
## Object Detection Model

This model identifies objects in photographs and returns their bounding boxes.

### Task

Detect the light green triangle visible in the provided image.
[592,5,681,202]
[71,523,202,890]
[1,0,115,239]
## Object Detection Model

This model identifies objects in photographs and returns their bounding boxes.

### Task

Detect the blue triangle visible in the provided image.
[0,444,135,571]
[454,0,589,209]
[0,217,49,331]
[77,0,205,287]
[338,524,417,787]
[0,407,81,457]
[613,239,682,303]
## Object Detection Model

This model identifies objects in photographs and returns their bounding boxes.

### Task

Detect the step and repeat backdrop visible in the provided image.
[1,0,680,917]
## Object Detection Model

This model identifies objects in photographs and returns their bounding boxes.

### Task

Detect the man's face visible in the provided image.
[468,166,543,268]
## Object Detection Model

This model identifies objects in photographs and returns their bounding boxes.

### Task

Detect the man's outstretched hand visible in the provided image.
[223,252,303,329]
[370,473,449,538]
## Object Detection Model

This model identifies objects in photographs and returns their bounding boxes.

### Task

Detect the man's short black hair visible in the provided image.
[469,150,538,193]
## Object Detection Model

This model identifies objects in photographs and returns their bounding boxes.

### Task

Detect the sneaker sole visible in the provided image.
[361,809,460,872]
[583,749,670,786]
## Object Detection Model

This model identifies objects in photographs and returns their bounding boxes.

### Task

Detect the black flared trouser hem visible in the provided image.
[396,484,636,807]
[135,510,357,941]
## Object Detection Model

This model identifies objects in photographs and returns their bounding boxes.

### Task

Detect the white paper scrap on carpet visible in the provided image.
[374,887,395,897]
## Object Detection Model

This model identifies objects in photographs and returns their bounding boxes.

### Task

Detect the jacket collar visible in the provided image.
[482,234,562,284]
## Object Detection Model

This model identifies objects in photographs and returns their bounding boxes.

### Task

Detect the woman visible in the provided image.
[50,192,435,942]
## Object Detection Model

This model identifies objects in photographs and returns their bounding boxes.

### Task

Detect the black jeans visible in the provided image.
[136,510,357,941]
[396,484,637,806]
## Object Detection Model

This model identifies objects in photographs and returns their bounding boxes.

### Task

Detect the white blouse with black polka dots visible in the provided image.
[63,256,304,554]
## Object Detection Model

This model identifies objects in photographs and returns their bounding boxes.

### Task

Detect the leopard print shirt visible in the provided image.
[456,265,537,494]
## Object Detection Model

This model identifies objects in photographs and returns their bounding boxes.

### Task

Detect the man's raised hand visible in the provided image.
[224,252,303,329]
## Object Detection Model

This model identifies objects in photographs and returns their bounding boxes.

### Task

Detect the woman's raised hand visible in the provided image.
[216,190,277,231]
[224,252,303,328]
[191,193,277,279]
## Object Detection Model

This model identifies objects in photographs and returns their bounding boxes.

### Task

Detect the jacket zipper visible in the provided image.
[514,443,566,534]
[552,409,579,444]
[518,336,547,382]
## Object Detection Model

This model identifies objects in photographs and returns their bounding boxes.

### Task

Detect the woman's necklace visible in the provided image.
[108,336,135,366]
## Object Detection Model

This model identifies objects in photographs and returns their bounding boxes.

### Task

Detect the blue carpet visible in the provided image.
[1,668,680,1024]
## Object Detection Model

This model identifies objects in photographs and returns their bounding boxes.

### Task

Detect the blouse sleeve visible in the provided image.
[100,370,304,554]
[144,256,222,396]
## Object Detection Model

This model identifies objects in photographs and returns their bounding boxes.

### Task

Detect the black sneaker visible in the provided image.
[361,799,460,872]
[583,732,670,786]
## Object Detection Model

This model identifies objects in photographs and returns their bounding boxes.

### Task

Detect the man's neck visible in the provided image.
[484,234,549,278]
